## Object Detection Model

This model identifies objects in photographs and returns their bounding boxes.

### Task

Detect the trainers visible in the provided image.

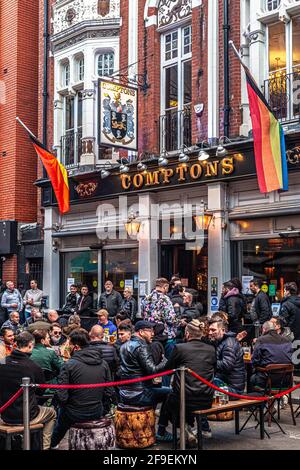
[156,431,173,443]
[185,425,197,446]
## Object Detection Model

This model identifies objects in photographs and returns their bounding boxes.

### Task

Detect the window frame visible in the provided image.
[97,51,115,78]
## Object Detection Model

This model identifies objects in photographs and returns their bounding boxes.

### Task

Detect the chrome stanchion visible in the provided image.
[179,367,186,450]
[22,377,31,450]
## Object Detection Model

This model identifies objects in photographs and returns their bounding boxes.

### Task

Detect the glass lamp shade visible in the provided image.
[193,212,213,231]
[125,219,141,237]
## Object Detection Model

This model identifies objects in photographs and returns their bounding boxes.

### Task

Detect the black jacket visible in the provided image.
[221,292,245,333]
[253,291,272,324]
[98,290,122,318]
[166,340,216,406]
[215,332,246,392]
[62,293,79,314]
[89,340,119,374]
[252,330,293,368]
[0,350,45,425]
[280,295,300,341]
[120,297,138,322]
[55,347,113,416]
[119,336,167,395]
[75,294,93,317]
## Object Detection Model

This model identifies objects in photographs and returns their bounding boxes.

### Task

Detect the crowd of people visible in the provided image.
[0,275,299,449]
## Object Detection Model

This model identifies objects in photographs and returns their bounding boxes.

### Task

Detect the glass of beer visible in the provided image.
[109,335,116,344]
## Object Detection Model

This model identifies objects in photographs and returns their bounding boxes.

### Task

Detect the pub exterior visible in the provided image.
[37,0,300,312]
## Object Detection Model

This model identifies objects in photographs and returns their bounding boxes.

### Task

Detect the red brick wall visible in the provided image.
[2,256,18,284]
[0,1,39,222]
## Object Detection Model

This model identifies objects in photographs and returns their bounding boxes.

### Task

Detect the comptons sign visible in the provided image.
[120,157,235,190]
[99,80,138,151]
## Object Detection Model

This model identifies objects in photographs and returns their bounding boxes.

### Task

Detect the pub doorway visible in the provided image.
[159,241,208,312]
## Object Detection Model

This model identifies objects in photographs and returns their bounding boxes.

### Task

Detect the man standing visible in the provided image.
[0,332,56,450]
[23,280,44,320]
[141,278,178,359]
[219,281,244,333]
[1,281,22,314]
[280,282,300,341]
[62,284,80,315]
[96,309,117,339]
[249,279,272,325]
[75,285,93,317]
[2,311,23,335]
[0,327,15,361]
[209,316,246,394]
[98,280,122,319]
[50,329,113,448]
[118,320,167,407]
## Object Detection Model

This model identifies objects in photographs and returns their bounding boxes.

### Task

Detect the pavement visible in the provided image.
[57,397,300,451]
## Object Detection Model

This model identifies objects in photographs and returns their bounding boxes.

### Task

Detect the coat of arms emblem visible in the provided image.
[102,90,135,147]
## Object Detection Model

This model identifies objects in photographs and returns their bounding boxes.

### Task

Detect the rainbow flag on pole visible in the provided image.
[230,42,288,193]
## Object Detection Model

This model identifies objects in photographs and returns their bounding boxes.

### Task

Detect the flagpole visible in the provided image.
[229,40,257,84]
[16,116,37,139]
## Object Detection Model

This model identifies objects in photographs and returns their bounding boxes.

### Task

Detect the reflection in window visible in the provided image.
[103,248,138,295]
[266,0,281,11]
[269,22,286,73]
[63,251,98,307]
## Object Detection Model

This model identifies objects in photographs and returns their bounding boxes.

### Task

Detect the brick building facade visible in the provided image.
[0,1,41,286]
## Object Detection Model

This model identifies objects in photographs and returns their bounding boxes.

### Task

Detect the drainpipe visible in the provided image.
[43,0,49,176]
[223,0,231,138]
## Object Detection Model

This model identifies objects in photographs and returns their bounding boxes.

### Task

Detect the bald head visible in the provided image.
[48,310,59,323]
[89,325,104,342]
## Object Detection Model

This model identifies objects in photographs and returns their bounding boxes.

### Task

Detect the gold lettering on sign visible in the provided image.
[133,174,144,189]
[205,161,219,177]
[176,165,188,182]
[121,174,131,190]
[221,157,234,175]
[162,168,174,184]
[145,171,160,186]
[190,164,203,180]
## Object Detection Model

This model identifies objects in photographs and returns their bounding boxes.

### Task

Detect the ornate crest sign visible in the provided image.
[98,0,110,17]
[158,0,192,28]
[99,80,138,151]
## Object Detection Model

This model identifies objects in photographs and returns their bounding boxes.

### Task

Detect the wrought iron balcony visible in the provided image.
[61,129,82,168]
[160,105,192,153]
[263,69,300,123]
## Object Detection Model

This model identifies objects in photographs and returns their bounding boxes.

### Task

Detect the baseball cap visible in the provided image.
[134,320,156,332]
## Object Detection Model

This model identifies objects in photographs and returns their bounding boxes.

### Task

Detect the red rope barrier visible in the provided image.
[188,369,300,401]
[0,388,23,414]
[36,369,176,390]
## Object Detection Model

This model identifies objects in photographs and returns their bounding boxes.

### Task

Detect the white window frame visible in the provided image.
[266,0,281,12]
[62,92,83,167]
[77,57,85,82]
[160,24,192,151]
[62,62,70,88]
[97,51,115,78]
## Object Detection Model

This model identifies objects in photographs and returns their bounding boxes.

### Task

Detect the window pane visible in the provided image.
[165,65,178,109]
[183,26,192,55]
[103,248,138,296]
[293,17,300,68]
[63,63,70,86]
[77,93,83,129]
[98,53,114,77]
[65,96,74,131]
[183,60,192,104]
[63,251,98,307]
[269,22,286,72]
[78,58,84,81]
[266,0,281,11]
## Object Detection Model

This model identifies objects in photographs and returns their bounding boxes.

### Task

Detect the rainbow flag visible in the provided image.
[30,135,70,214]
[244,68,288,193]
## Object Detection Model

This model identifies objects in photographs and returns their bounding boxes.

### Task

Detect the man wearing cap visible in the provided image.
[118,320,168,407]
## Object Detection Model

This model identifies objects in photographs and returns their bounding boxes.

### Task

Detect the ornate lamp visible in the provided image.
[124,213,141,237]
[193,201,214,231]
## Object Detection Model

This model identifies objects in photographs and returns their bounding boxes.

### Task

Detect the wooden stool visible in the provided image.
[69,418,115,450]
[115,404,155,449]
[0,423,43,450]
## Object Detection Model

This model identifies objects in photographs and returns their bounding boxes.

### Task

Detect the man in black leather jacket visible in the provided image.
[119,320,168,407]
[280,282,300,341]
[98,280,122,319]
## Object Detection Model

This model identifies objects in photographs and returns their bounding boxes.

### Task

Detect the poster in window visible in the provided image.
[99,79,138,151]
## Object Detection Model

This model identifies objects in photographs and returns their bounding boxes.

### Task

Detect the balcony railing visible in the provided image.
[160,105,192,153]
[61,129,82,168]
[263,69,300,122]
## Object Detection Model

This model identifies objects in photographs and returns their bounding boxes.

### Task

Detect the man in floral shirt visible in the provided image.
[141,278,178,357]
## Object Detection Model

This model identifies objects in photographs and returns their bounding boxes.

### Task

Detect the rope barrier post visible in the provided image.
[179,367,186,450]
[22,377,31,450]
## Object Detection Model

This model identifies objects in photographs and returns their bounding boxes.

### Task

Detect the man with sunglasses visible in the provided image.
[49,323,66,357]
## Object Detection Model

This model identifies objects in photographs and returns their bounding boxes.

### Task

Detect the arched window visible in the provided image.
[266,0,281,12]
[98,52,115,77]
[62,62,70,87]
[77,57,84,82]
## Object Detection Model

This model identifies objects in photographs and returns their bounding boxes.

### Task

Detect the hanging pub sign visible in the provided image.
[99,79,138,151]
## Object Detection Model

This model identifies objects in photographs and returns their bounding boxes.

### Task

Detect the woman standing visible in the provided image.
[120,287,137,323]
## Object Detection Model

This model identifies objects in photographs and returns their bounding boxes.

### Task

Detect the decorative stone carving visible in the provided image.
[81,89,95,99]
[53,0,120,35]
[158,0,192,28]
[75,181,98,197]
[98,0,110,16]
[52,29,119,53]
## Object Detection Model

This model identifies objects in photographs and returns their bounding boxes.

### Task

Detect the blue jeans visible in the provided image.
[162,339,176,387]
[213,378,242,396]
[120,386,171,408]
